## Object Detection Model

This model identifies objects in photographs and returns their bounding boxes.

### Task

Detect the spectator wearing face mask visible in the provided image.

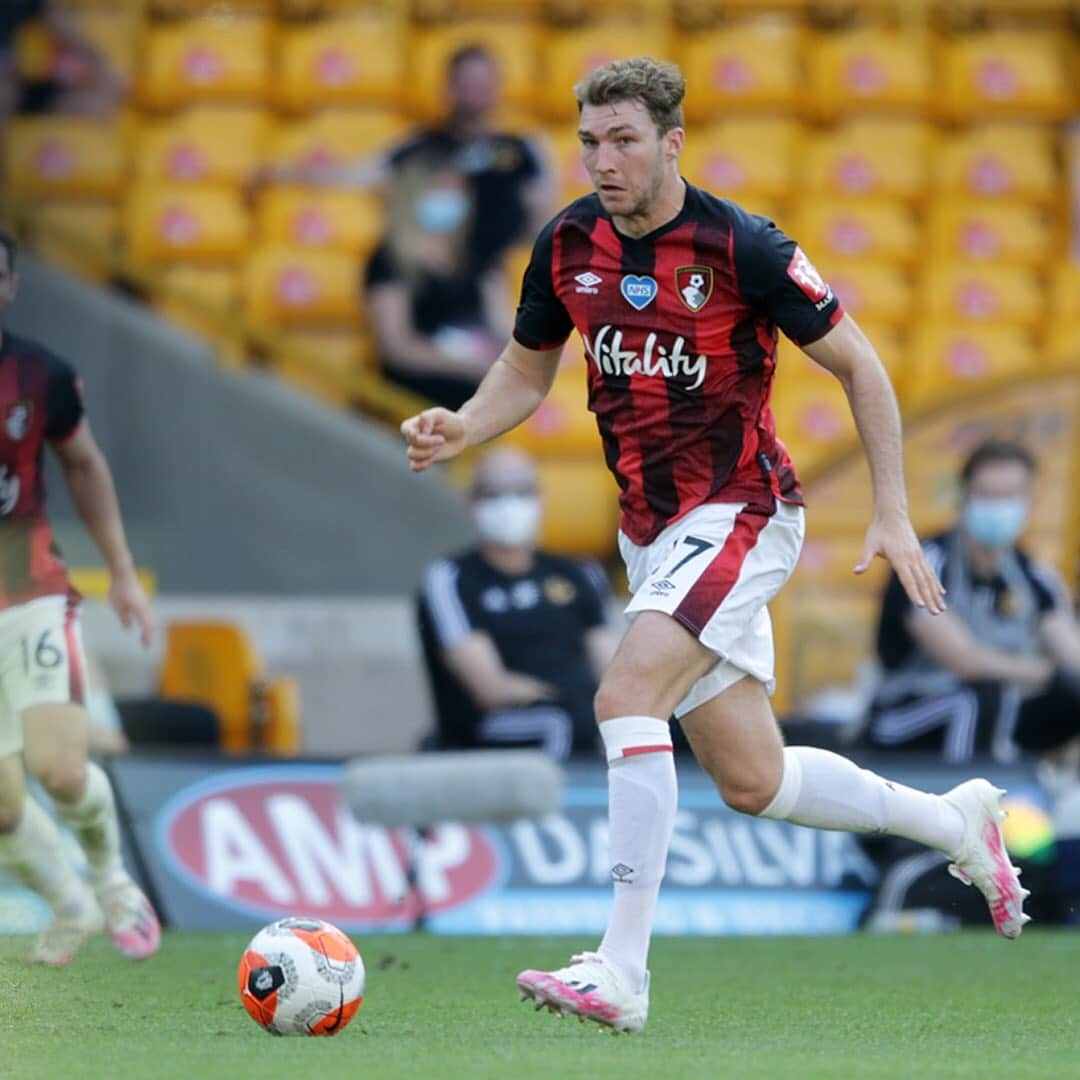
[366,153,509,409]
[862,439,1080,765]
[415,447,619,761]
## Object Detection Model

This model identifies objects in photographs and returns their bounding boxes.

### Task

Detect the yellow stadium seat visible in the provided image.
[160,621,262,753]
[807,27,931,119]
[922,264,1044,330]
[791,199,920,267]
[540,23,669,121]
[771,345,858,474]
[678,19,802,120]
[275,12,404,113]
[939,31,1073,121]
[680,119,802,203]
[407,20,538,119]
[71,4,142,80]
[273,328,374,372]
[138,14,270,110]
[254,187,382,254]
[153,266,245,365]
[905,324,1037,408]
[31,201,118,282]
[803,120,933,202]
[269,109,410,171]
[507,354,594,458]
[262,677,301,756]
[270,358,353,409]
[927,201,1056,267]
[243,246,363,327]
[1048,261,1080,323]
[536,458,619,559]
[933,124,1059,205]
[135,107,268,186]
[818,260,913,329]
[127,185,250,264]
[5,117,125,198]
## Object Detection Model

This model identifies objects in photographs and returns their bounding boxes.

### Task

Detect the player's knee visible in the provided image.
[594,678,648,725]
[718,778,776,817]
[33,760,86,805]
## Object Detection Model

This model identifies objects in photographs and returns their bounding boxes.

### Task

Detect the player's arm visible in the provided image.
[51,421,154,645]
[402,213,571,471]
[905,607,1052,692]
[442,633,558,709]
[802,317,945,614]
[1032,561,1080,672]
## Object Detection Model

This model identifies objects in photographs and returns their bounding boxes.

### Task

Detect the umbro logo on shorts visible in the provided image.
[611,863,635,883]
[575,271,602,295]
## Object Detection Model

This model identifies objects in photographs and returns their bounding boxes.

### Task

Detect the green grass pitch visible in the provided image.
[2,931,1078,1079]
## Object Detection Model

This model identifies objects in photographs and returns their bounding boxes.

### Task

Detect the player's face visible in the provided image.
[578,100,681,220]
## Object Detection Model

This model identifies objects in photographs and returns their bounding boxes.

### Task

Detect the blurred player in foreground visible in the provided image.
[0,231,160,965]
[401,59,1028,1034]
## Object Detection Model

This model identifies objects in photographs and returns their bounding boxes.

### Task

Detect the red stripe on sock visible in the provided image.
[622,744,673,757]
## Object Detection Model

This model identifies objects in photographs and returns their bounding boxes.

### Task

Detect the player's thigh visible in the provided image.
[22,703,89,801]
[595,610,717,723]
[0,752,28,831]
[679,675,784,814]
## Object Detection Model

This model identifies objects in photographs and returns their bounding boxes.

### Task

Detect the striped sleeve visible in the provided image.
[422,559,473,647]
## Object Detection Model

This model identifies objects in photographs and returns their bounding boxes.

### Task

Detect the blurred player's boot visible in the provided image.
[944,779,1031,939]
[26,887,104,966]
[516,952,648,1034]
[94,871,162,960]
[56,762,160,958]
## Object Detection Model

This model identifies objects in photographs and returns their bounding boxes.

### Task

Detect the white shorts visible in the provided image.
[0,595,87,758]
[619,500,805,717]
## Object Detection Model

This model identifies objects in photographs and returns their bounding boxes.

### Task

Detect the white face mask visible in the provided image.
[473,494,542,547]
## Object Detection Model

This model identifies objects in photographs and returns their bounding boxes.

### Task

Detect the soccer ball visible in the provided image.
[237,917,365,1036]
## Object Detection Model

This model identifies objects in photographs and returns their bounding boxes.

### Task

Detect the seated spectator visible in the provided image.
[863,439,1080,765]
[256,44,551,275]
[416,447,619,761]
[365,153,507,410]
[0,1,123,124]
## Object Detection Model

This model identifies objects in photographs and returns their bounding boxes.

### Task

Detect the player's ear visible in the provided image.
[663,126,685,161]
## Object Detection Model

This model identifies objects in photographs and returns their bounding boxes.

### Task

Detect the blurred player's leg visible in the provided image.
[682,675,1029,938]
[24,703,161,960]
[0,752,102,966]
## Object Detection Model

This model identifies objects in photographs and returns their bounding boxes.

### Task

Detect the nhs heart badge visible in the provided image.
[620,274,658,311]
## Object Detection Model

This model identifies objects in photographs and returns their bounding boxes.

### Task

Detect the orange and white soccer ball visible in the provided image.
[237,917,365,1036]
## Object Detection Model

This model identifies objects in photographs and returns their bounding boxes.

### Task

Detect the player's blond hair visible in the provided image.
[574,57,685,134]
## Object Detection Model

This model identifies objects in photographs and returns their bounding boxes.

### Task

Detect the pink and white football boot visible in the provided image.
[944,778,1031,939]
[94,871,161,960]
[516,952,648,1034]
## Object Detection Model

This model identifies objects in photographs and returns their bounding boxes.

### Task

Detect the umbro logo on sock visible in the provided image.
[611,863,635,883]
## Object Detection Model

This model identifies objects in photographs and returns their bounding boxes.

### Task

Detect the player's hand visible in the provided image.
[400,408,468,472]
[109,568,155,647]
[499,672,559,707]
[855,513,947,615]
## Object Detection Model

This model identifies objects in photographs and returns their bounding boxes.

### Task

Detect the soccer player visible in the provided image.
[0,230,161,965]
[400,59,1029,1033]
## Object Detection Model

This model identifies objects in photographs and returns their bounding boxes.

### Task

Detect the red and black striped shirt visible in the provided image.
[513,184,844,546]
[0,332,84,609]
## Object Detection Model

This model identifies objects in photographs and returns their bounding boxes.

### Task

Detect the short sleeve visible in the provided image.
[1026,558,1071,616]
[573,559,610,630]
[44,353,84,442]
[364,244,396,291]
[422,559,474,648]
[512,216,573,351]
[731,208,844,347]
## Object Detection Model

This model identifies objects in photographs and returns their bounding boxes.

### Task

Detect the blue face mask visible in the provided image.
[415,190,469,233]
[962,497,1028,549]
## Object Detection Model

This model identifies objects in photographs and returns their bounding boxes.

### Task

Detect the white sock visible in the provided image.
[597,716,676,993]
[53,762,123,883]
[0,796,86,915]
[760,746,964,855]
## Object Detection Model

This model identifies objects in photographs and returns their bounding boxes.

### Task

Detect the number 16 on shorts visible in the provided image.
[0,595,85,716]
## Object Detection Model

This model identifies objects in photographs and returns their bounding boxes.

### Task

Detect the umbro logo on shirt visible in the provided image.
[574,271,602,295]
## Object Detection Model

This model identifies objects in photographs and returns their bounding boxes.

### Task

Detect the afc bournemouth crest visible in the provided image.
[3,401,32,441]
[675,265,713,312]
